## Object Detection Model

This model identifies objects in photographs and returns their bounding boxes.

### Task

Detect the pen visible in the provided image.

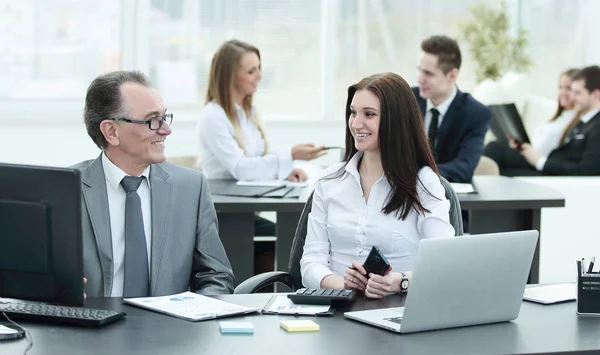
[588,256,596,274]
[577,260,582,278]
[582,258,586,275]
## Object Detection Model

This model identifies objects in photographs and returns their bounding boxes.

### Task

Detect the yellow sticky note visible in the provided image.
[280,320,320,332]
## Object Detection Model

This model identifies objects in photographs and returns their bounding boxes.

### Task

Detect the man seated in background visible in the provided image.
[513,65,600,176]
[74,70,235,298]
[412,35,492,183]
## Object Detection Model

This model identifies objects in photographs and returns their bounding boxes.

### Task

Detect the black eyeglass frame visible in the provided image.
[108,113,173,130]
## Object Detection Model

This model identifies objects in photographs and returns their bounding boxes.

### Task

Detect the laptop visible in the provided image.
[344,230,538,333]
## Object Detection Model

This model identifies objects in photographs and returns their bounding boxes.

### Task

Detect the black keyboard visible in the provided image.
[287,288,357,305]
[0,302,126,327]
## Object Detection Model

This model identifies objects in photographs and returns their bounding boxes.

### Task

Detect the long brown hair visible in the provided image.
[330,72,440,220]
[550,68,579,122]
[206,39,268,154]
[556,68,582,146]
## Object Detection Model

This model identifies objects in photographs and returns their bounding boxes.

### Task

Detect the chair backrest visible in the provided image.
[439,176,464,236]
[166,155,201,171]
[287,175,463,290]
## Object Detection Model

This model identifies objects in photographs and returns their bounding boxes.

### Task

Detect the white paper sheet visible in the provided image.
[124,292,259,321]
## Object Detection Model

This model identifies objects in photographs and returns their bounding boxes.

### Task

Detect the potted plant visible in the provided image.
[459,0,533,104]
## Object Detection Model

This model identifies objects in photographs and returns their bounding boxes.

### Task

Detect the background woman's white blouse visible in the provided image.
[531,109,576,157]
[197,102,293,180]
[300,152,455,289]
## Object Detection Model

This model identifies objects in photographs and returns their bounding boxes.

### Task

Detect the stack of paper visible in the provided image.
[263,296,331,315]
[280,320,320,332]
[219,321,254,334]
[449,183,476,194]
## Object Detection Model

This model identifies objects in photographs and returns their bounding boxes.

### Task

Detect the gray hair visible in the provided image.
[83,70,152,149]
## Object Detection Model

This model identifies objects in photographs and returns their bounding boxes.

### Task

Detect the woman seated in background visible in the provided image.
[300,72,455,299]
[198,39,327,273]
[483,68,579,176]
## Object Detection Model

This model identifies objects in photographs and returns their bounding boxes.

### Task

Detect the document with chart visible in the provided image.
[124,292,259,321]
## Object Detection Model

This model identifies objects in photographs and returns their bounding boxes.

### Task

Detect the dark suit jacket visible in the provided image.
[543,111,600,175]
[72,155,235,297]
[412,87,491,183]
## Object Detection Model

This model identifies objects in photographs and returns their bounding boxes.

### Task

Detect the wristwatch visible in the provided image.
[399,272,409,293]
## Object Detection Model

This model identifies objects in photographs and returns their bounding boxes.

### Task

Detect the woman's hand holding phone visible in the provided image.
[365,266,396,299]
[344,261,368,291]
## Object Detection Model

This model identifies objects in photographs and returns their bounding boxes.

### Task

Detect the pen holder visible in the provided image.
[577,274,600,316]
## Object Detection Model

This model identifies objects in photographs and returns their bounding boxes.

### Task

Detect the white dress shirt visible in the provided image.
[197,102,293,180]
[101,153,152,297]
[536,108,600,170]
[424,86,458,136]
[300,152,455,289]
[530,109,576,157]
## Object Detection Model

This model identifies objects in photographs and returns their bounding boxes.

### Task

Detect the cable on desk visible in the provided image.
[2,312,34,355]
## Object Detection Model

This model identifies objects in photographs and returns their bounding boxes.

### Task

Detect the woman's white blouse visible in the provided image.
[530,109,576,157]
[197,102,293,180]
[300,152,456,289]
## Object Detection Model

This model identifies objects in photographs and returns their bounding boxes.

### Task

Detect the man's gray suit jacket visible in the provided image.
[72,155,235,297]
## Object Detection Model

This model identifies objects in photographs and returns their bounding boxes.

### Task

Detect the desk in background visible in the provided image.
[210,177,564,285]
[209,179,309,285]
[461,176,565,283]
[3,294,599,355]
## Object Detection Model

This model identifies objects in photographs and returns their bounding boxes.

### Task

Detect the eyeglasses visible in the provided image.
[109,113,173,130]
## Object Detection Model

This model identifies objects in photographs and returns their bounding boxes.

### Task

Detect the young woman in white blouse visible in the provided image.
[300,72,455,299]
[197,39,326,182]
[198,39,326,273]
[484,68,579,176]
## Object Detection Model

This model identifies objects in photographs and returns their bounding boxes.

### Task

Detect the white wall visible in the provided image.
[0,118,346,168]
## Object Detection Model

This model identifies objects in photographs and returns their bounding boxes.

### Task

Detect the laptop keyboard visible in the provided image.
[383,316,403,324]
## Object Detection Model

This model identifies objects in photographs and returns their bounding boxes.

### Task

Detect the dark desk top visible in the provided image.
[208,179,310,213]
[3,293,599,355]
[208,176,565,213]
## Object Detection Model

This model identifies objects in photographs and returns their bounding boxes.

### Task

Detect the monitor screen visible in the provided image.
[0,163,83,306]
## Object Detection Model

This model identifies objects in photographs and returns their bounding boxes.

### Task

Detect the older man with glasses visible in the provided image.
[73,70,234,298]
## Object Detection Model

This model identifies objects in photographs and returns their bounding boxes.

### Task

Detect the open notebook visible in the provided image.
[123,292,259,321]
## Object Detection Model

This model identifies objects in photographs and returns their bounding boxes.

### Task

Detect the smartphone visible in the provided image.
[362,246,391,276]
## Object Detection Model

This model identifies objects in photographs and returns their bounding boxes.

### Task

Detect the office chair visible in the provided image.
[166,155,201,171]
[234,175,463,294]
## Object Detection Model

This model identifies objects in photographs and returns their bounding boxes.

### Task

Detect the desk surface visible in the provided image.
[460,176,565,210]
[3,293,599,355]
[208,176,565,212]
[208,179,310,213]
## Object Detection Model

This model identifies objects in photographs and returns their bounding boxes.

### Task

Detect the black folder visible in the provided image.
[208,180,285,198]
[489,103,531,145]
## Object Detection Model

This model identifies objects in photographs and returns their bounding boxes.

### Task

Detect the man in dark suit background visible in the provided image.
[412,35,491,183]
[515,65,600,175]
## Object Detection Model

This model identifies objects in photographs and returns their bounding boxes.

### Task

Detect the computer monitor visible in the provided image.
[0,163,83,306]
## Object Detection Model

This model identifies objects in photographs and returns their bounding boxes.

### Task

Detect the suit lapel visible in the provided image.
[578,112,600,135]
[149,164,172,295]
[417,94,427,119]
[436,90,465,155]
[82,155,114,297]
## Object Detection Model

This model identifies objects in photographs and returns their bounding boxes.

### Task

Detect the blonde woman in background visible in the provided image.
[483,68,579,176]
[197,39,327,274]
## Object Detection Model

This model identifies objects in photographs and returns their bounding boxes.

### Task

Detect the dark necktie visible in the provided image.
[121,176,150,297]
[428,108,440,150]
[564,120,584,145]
